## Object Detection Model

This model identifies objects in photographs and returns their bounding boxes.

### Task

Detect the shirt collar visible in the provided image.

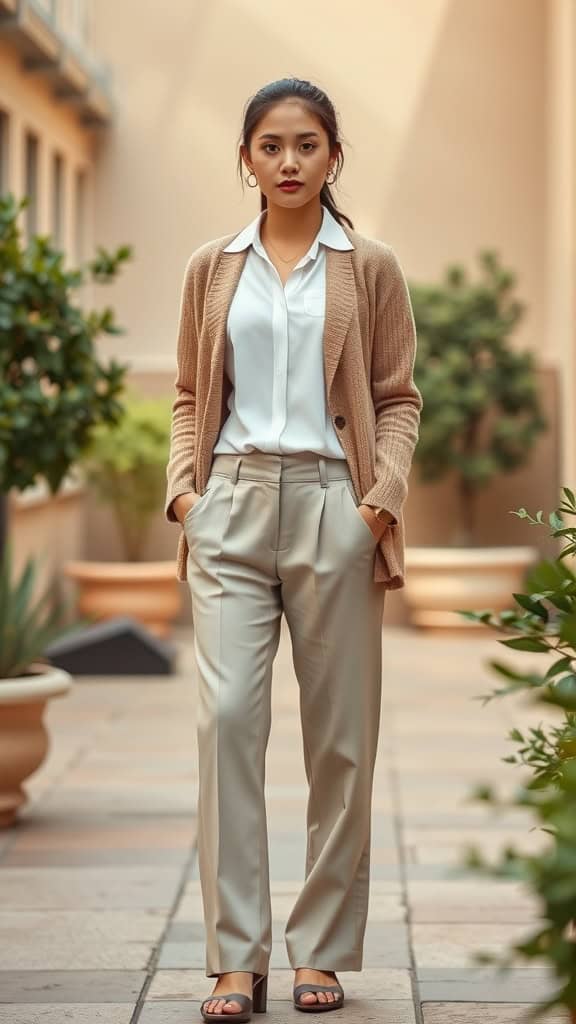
[222,203,354,258]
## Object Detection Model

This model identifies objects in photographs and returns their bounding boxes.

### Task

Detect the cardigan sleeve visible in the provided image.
[164,254,199,522]
[360,247,423,522]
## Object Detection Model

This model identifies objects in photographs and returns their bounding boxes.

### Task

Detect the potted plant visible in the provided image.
[0,545,84,827]
[456,487,576,1021]
[0,190,130,818]
[64,394,182,638]
[405,249,548,629]
[0,190,130,554]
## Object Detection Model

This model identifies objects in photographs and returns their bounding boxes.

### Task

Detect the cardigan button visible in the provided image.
[334,415,346,429]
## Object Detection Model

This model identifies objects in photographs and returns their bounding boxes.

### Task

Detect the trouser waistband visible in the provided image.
[210,451,352,487]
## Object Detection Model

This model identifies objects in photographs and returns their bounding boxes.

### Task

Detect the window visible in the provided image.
[0,109,9,195]
[24,130,39,241]
[52,150,64,246]
[74,165,86,262]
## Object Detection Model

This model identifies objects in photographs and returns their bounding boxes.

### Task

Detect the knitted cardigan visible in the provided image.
[165,221,423,589]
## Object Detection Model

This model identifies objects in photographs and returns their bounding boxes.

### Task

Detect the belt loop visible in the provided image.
[318,456,328,488]
[229,456,242,485]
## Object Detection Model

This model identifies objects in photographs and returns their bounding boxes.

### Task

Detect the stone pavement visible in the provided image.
[0,621,567,1023]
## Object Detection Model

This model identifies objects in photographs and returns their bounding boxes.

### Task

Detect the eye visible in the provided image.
[261,143,317,153]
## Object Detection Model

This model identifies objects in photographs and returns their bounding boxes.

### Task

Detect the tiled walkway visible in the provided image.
[0,621,565,1023]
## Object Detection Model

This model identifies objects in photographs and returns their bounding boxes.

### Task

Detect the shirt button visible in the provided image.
[334,415,346,429]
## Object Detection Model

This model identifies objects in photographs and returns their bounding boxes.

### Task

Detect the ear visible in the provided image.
[240,144,253,173]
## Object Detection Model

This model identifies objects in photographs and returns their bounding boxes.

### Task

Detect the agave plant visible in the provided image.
[0,544,82,678]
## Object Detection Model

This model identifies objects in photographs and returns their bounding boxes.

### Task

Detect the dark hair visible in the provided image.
[236,77,354,231]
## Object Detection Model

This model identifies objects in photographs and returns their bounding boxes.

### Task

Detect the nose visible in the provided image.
[280,151,299,172]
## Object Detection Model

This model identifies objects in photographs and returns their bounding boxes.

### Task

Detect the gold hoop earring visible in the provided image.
[245,172,258,188]
[326,167,337,185]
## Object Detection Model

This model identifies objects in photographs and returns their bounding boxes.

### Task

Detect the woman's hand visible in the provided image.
[173,491,200,524]
[358,504,394,541]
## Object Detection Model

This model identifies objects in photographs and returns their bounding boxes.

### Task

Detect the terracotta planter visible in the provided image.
[404,545,538,631]
[0,664,72,828]
[64,560,182,638]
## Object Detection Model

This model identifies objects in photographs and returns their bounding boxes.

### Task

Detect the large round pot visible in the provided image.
[404,545,538,631]
[0,663,72,828]
[64,560,181,638]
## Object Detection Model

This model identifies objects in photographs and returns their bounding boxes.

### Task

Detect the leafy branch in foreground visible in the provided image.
[454,486,576,1021]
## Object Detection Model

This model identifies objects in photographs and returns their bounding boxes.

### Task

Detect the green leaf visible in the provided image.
[513,593,549,620]
[559,614,576,648]
[501,637,551,652]
[545,656,574,680]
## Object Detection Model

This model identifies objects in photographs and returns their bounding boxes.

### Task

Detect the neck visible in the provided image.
[261,197,323,243]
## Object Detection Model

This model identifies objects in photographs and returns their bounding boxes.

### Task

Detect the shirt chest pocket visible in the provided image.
[303,292,325,317]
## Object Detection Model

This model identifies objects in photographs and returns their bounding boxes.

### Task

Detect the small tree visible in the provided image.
[410,250,548,546]
[0,192,131,554]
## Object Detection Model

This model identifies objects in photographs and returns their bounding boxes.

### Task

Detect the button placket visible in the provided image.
[270,274,288,443]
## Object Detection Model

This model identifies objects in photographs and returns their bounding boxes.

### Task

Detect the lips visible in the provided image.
[278,181,303,189]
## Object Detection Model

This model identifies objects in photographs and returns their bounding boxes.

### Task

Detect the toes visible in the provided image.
[300,992,318,1003]
[206,998,227,1013]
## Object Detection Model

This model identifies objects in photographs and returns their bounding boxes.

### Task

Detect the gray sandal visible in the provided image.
[293,972,344,1012]
[200,972,268,1022]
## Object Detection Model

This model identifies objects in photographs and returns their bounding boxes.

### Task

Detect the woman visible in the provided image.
[165,77,422,1022]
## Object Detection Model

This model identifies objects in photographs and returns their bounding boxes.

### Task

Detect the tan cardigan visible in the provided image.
[165,221,423,589]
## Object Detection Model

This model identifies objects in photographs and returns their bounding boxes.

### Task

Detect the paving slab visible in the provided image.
[412,922,548,968]
[421,1004,567,1024]
[0,1007,134,1024]
[0,848,191,867]
[0,970,145,1002]
[417,967,559,1002]
[0,909,168,970]
[0,867,182,909]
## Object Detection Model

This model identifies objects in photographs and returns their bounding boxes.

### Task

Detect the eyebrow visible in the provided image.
[257,131,320,140]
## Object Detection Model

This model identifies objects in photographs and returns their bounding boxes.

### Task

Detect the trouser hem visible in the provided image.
[205,959,270,979]
[287,954,363,971]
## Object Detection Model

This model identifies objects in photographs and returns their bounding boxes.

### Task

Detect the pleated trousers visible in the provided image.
[183,450,386,978]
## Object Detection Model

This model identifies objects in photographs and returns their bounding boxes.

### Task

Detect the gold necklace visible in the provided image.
[264,236,308,264]
[262,222,319,264]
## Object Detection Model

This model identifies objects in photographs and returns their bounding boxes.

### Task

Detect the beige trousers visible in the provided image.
[183,450,386,978]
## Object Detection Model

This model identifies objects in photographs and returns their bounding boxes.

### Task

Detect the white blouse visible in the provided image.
[213,203,355,459]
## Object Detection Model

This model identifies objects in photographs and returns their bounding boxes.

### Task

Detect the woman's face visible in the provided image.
[241,99,338,208]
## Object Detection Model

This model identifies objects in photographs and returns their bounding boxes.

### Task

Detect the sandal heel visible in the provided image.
[252,973,268,1013]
